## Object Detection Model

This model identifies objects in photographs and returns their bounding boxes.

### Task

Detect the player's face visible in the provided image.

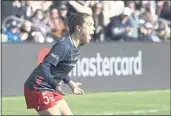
[79,16,95,45]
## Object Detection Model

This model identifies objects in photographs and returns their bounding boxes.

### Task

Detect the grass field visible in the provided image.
[2,89,170,115]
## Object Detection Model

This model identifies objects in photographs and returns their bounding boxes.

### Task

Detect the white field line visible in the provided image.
[103,109,170,115]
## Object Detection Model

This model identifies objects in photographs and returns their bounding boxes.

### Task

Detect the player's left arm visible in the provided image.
[42,43,69,90]
[56,75,84,95]
[63,75,71,84]
[64,75,84,95]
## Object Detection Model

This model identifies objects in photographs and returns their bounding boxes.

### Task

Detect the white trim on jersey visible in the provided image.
[69,36,74,46]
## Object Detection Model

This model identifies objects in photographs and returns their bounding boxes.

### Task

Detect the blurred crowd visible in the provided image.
[1,0,171,43]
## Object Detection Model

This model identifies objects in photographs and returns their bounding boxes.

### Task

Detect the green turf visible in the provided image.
[2,89,170,115]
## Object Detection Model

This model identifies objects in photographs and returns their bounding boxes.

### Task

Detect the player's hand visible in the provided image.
[56,81,68,96]
[72,86,84,95]
[68,81,84,95]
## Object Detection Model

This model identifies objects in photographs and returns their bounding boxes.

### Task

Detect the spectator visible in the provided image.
[156,1,165,16]
[3,20,21,42]
[155,21,170,42]
[82,0,100,8]
[20,20,46,43]
[31,9,50,35]
[101,1,125,26]
[45,6,66,40]
[42,1,53,12]
[22,1,45,20]
[67,1,92,16]
[23,1,35,20]
[53,1,68,9]
[106,7,134,41]
[31,30,46,43]
[12,0,25,18]
[159,1,171,21]
[59,4,69,37]
[127,1,140,40]
[139,22,160,42]
[19,20,32,42]
[2,0,169,43]
[91,2,105,42]
[139,5,156,24]
[59,4,68,26]
[148,0,157,17]
[31,9,44,24]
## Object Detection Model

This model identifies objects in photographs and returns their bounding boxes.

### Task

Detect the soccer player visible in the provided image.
[24,12,95,115]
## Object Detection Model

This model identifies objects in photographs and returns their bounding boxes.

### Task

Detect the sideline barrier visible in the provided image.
[2,42,170,96]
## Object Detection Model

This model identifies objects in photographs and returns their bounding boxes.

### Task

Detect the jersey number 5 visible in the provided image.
[42,92,50,104]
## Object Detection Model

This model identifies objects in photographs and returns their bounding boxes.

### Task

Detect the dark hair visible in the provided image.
[68,12,91,35]
[49,5,58,11]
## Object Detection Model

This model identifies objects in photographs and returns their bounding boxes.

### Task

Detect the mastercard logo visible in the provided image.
[37,48,50,65]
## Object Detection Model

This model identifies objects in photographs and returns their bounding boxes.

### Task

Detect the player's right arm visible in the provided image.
[40,43,68,90]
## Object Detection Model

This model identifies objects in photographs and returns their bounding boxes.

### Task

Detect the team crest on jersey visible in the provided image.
[49,96,55,101]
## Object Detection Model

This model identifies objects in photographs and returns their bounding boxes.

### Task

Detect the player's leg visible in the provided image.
[37,91,72,115]
[38,105,61,115]
[36,91,64,115]
[24,87,72,115]
[24,88,63,115]
[38,99,73,115]
[56,99,73,115]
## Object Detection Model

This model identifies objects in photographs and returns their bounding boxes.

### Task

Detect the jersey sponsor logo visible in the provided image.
[51,53,59,60]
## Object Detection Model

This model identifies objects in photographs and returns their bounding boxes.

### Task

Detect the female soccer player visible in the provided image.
[24,12,95,115]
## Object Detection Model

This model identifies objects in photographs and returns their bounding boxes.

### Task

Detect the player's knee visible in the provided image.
[38,105,61,115]
[56,99,73,115]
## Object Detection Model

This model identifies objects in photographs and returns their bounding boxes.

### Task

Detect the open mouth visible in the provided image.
[88,34,93,40]
[87,32,94,41]
[89,34,93,37]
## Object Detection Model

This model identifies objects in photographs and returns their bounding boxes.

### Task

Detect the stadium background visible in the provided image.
[1,0,170,115]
